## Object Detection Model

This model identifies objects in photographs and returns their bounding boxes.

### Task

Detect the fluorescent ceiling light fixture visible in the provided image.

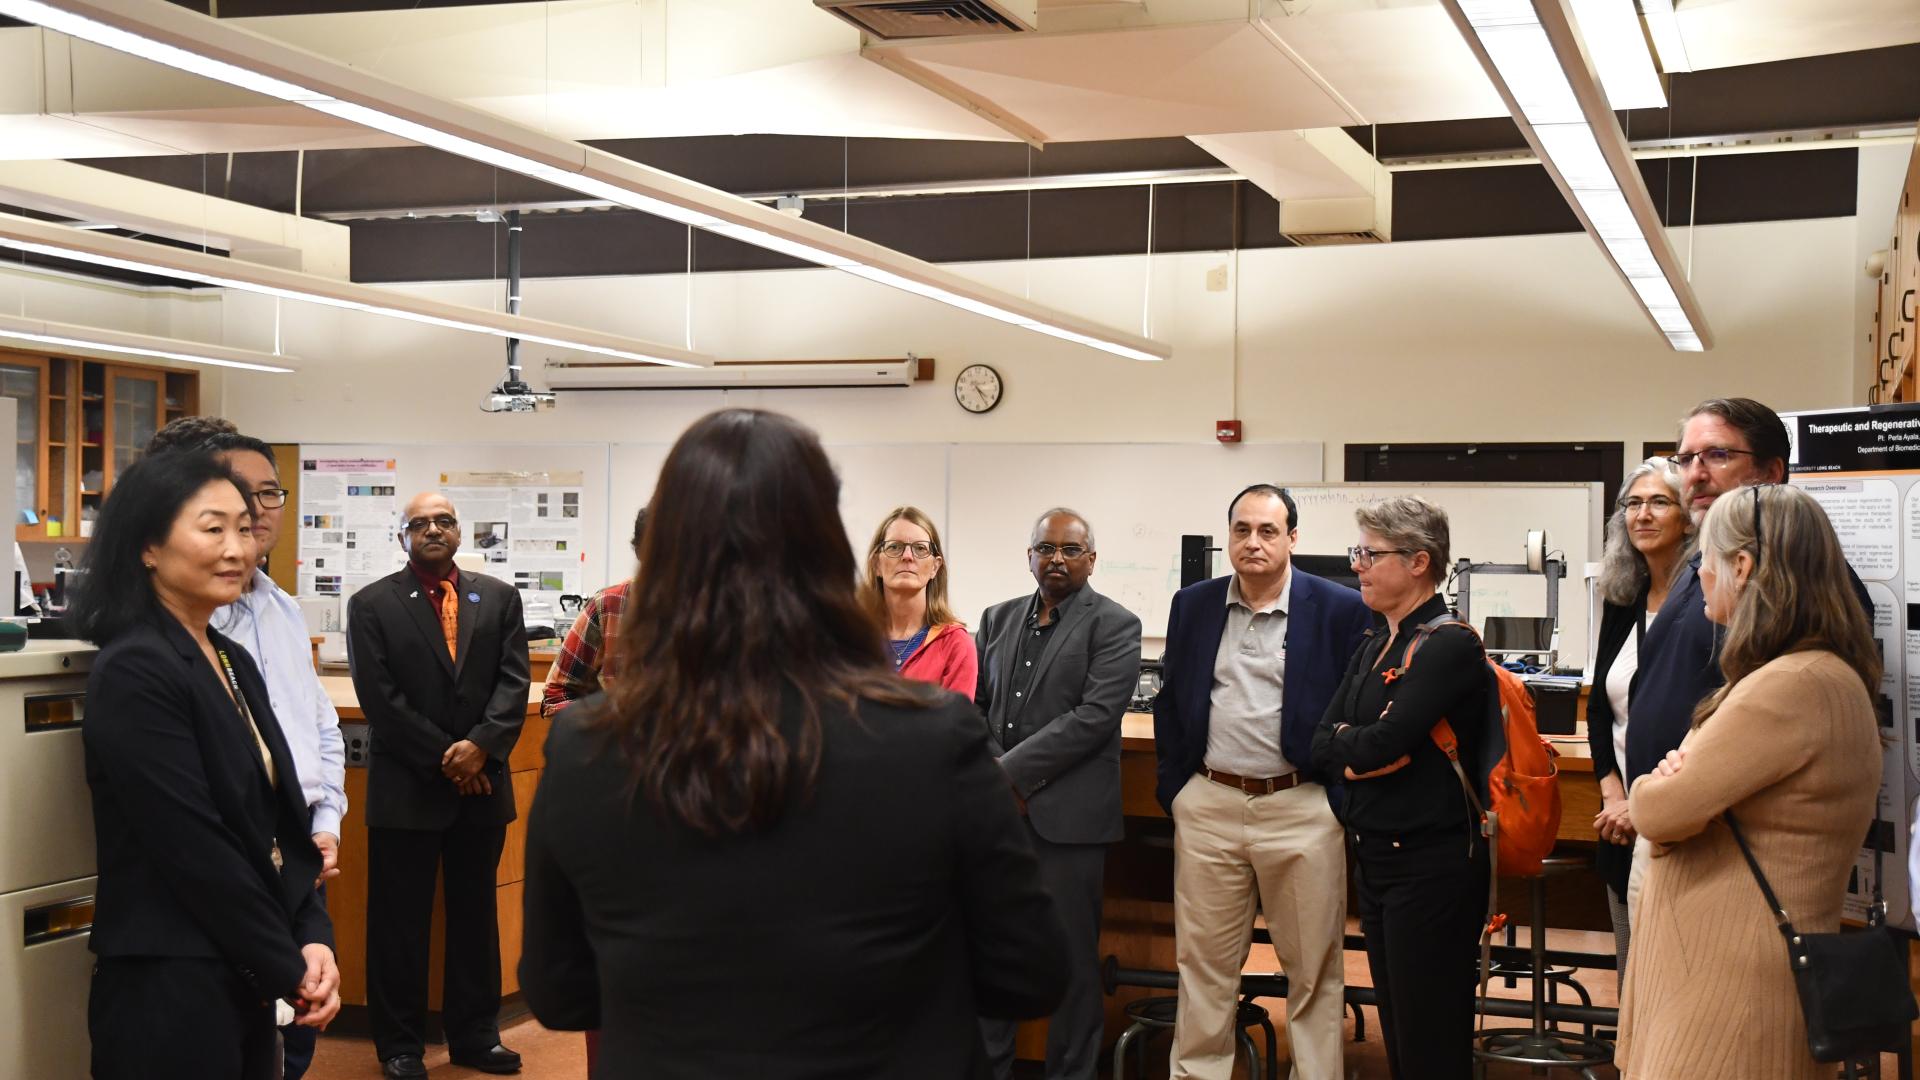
[0,313,296,372]
[1441,0,1711,352]
[1566,0,1665,108]
[0,212,711,368]
[1639,0,1691,75]
[0,0,1170,364]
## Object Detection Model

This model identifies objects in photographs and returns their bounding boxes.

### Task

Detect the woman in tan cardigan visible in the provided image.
[1617,483,1882,1080]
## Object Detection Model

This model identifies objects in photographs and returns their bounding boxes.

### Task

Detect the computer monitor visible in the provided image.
[1483,615,1555,653]
[1292,554,1360,593]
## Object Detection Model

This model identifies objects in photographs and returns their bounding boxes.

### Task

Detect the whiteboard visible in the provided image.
[1284,483,1604,668]
[944,443,1325,637]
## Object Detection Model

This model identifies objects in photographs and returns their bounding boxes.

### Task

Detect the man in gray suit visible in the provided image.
[976,508,1144,1080]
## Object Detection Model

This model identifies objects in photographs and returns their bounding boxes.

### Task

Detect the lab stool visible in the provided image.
[1471,852,1614,1078]
[1111,996,1277,1080]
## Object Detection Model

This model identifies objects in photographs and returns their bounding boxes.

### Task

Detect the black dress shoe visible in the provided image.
[380,1055,428,1080]
[449,1044,522,1075]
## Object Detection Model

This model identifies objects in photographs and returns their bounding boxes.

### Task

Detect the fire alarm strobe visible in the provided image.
[1216,420,1243,443]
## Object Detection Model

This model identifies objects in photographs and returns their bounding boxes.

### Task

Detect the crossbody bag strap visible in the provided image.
[1725,811,1796,934]
[1871,817,1890,928]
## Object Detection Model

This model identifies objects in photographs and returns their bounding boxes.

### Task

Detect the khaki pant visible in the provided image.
[1170,772,1348,1080]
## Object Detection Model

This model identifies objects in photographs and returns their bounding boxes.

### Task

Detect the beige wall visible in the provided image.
[205,213,1862,474]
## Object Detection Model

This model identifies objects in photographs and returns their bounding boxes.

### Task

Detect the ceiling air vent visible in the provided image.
[815,0,1037,39]
[1278,186,1392,247]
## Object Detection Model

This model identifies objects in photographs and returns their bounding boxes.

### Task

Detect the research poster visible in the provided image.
[1785,403,1920,929]
[297,457,399,598]
[438,469,588,600]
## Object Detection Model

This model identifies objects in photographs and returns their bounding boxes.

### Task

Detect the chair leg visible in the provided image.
[1351,999,1367,1042]
[1259,1016,1278,1080]
[1112,1024,1139,1080]
[1236,1029,1260,1080]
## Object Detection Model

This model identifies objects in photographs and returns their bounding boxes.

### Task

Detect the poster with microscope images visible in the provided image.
[296,457,399,598]
[1784,404,1920,930]
[438,469,586,598]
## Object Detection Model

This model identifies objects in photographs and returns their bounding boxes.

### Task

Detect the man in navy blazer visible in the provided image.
[1153,485,1370,1080]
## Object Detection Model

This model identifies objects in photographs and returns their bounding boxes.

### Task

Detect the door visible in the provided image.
[0,359,42,538]
[102,367,162,491]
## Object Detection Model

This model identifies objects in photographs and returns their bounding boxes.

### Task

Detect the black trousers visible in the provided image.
[91,955,278,1080]
[1354,827,1490,1080]
[978,828,1107,1080]
[367,823,508,1062]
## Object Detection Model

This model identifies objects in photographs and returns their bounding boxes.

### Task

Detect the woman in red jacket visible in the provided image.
[859,506,978,699]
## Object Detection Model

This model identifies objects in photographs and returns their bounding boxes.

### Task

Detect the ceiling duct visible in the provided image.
[815,0,1036,40]
[1278,187,1390,247]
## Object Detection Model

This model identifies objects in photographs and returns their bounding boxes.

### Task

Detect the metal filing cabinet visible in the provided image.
[0,642,96,1080]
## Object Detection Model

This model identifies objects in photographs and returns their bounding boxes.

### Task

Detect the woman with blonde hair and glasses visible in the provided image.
[1618,484,1880,1080]
[1585,456,1692,981]
[858,506,979,698]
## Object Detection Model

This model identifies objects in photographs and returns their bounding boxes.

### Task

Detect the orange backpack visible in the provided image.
[1392,615,1562,877]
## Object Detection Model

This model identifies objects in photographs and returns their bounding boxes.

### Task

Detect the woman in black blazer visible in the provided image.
[520,409,1069,1079]
[75,450,339,1079]
[1585,456,1690,982]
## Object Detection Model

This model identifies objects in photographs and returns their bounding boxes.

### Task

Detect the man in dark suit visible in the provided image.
[1154,485,1370,1080]
[976,508,1143,1080]
[348,492,530,1079]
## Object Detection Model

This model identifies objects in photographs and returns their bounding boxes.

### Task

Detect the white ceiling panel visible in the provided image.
[1672,0,1920,70]
[869,21,1363,142]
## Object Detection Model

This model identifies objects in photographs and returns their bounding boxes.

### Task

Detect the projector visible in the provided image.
[480,378,555,413]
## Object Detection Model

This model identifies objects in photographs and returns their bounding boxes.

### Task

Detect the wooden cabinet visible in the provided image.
[0,348,196,542]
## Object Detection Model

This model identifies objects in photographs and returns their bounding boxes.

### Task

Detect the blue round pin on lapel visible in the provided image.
[467,591,480,603]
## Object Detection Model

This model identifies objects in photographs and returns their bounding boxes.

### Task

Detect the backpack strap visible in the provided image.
[1394,613,1501,1029]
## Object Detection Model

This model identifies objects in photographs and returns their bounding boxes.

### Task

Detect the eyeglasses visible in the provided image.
[1031,543,1090,560]
[1348,546,1411,569]
[250,487,288,510]
[404,515,459,533]
[877,540,936,560]
[1621,495,1679,514]
[1672,447,1758,470]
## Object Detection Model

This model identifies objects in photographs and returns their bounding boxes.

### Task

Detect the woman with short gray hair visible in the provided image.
[1586,457,1691,982]
[1312,496,1490,1080]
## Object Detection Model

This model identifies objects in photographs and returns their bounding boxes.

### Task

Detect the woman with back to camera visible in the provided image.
[519,408,1069,1078]
[858,505,978,697]
[76,449,340,1079]
[1585,456,1692,980]
[1310,496,1492,1080]
[1617,484,1880,1079]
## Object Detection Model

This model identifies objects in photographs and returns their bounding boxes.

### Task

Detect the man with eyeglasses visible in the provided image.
[146,421,344,1080]
[975,508,1142,1080]
[348,492,529,1079]
[1153,485,1370,1080]
[1623,398,1872,913]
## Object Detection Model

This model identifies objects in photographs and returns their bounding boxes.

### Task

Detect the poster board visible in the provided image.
[1785,403,1920,931]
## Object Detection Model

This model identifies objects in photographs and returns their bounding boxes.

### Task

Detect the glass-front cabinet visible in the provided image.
[0,348,196,542]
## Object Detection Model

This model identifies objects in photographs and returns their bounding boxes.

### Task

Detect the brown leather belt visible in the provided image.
[1200,767,1303,796]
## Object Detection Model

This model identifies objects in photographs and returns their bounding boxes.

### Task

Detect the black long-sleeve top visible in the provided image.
[1311,593,1490,837]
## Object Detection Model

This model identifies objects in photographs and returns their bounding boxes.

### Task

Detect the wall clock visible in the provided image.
[954,363,1003,414]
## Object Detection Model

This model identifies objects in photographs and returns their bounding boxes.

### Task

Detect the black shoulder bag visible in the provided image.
[1725,811,1917,1062]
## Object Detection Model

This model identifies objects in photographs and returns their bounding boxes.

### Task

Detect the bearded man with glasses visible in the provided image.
[1622,398,1873,916]
[975,508,1142,1080]
[348,492,529,1079]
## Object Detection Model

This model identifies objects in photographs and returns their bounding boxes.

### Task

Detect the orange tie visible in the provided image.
[436,579,459,660]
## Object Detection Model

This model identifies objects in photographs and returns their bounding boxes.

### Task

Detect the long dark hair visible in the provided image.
[601,409,938,835]
[71,450,250,644]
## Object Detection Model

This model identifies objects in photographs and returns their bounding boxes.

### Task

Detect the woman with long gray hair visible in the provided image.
[1586,457,1691,980]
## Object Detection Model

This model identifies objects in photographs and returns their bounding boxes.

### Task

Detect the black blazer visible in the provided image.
[1152,570,1371,813]
[84,615,332,1001]
[975,584,1142,845]
[1584,588,1646,898]
[520,692,1071,1079]
[346,567,529,830]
